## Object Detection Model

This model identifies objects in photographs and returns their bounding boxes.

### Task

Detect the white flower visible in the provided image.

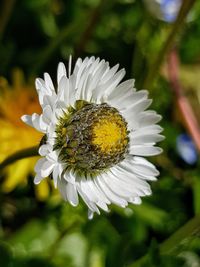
[22,56,164,218]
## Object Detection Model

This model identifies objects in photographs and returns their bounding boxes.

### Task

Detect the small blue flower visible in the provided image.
[176,134,198,165]
[160,0,182,22]
[144,0,182,23]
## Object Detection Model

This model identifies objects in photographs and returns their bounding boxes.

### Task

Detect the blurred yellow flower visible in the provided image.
[0,69,50,201]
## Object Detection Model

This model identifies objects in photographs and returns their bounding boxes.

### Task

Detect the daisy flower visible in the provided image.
[22,57,164,218]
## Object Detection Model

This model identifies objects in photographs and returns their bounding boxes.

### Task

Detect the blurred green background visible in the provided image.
[0,0,200,266]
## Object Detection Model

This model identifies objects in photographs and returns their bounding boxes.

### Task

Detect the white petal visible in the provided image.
[23,113,46,134]
[86,60,107,95]
[75,58,91,90]
[131,157,159,178]
[80,178,99,203]
[43,95,56,109]
[102,63,119,83]
[93,178,112,204]
[52,165,60,188]
[39,144,51,156]
[109,90,148,110]
[73,58,83,76]
[63,171,76,184]
[130,197,142,205]
[132,159,159,177]
[32,113,41,131]
[46,150,58,162]
[96,175,128,207]
[77,183,100,213]
[84,177,110,211]
[75,58,103,100]
[57,62,67,85]
[57,76,71,106]
[35,78,48,93]
[39,115,48,132]
[78,72,93,101]
[119,158,159,180]
[130,145,163,156]
[41,160,55,177]
[102,68,126,98]
[124,99,152,116]
[139,112,162,127]
[131,125,163,137]
[107,79,135,100]
[57,177,68,200]
[21,115,33,127]
[104,172,134,199]
[42,105,53,123]
[88,210,94,220]
[44,72,55,92]
[68,55,72,77]
[88,177,111,205]
[66,183,79,206]
[34,158,46,172]
[111,167,150,196]
[130,133,165,144]
[34,174,46,185]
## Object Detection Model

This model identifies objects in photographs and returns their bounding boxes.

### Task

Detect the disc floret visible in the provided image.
[54,100,129,176]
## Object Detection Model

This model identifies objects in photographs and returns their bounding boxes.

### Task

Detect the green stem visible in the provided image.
[160,215,200,254]
[0,146,39,170]
[143,0,196,89]
[128,214,200,267]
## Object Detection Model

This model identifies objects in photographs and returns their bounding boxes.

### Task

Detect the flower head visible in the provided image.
[22,57,164,218]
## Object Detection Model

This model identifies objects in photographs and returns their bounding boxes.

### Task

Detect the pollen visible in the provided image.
[92,116,128,154]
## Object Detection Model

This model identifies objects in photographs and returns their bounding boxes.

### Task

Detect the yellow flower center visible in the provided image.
[92,117,128,154]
